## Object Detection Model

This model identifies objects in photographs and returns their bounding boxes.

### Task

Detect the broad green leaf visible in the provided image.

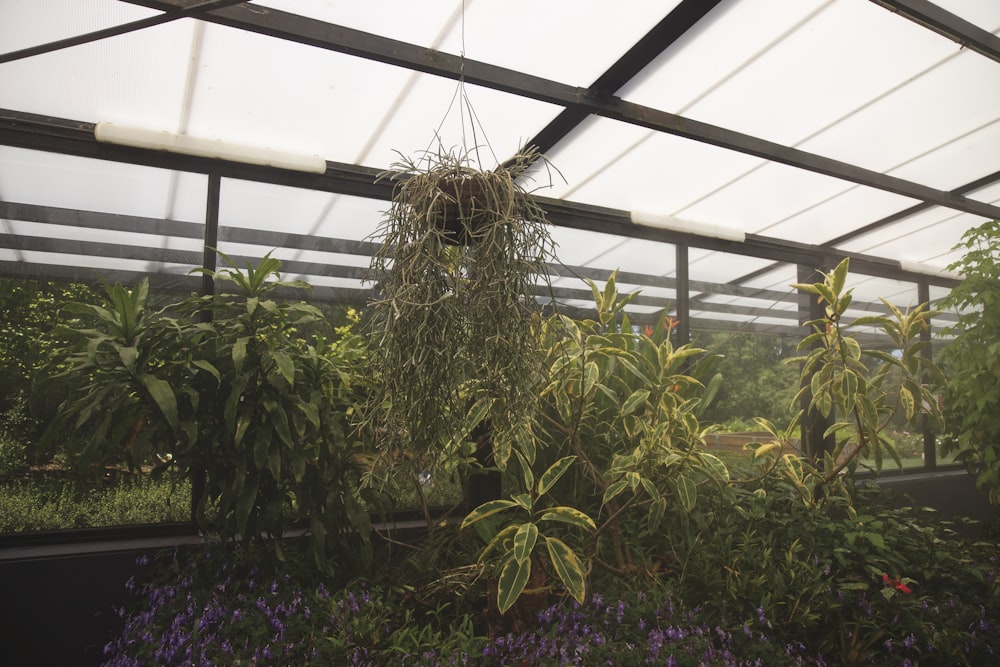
[298,401,321,429]
[272,349,295,386]
[700,452,730,483]
[139,374,178,429]
[545,537,587,605]
[496,556,532,614]
[538,506,596,530]
[461,499,518,528]
[537,456,576,497]
[512,493,533,512]
[513,522,538,562]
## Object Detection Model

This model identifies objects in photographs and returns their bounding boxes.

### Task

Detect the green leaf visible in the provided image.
[513,522,538,562]
[272,349,295,386]
[139,374,178,429]
[232,336,249,374]
[479,524,518,562]
[236,471,261,537]
[496,556,532,615]
[117,345,137,373]
[673,474,697,512]
[537,455,576,498]
[602,479,628,506]
[461,499,518,528]
[620,389,650,416]
[538,506,596,530]
[545,537,587,605]
[193,360,222,385]
[582,361,599,399]
[699,452,731,483]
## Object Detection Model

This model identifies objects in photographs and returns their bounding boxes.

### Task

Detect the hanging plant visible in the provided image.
[362,143,558,476]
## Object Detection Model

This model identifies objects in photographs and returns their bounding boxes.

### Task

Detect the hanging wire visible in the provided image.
[424,0,499,170]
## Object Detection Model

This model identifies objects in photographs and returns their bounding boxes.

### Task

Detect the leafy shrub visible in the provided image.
[938,219,1000,502]
[35,253,379,571]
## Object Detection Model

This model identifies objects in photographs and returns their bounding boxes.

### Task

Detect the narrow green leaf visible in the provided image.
[545,537,586,605]
[496,556,532,615]
[193,360,222,385]
[673,474,697,512]
[537,455,576,498]
[620,389,650,416]
[602,479,628,506]
[900,386,916,420]
[513,522,538,562]
[582,361,599,399]
[460,499,518,528]
[236,472,261,538]
[232,336,249,374]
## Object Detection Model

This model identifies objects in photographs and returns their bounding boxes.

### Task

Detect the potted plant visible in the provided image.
[361,144,558,494]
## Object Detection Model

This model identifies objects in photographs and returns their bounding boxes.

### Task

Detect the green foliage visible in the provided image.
[938,219,1000,503]
[35,253,377,572]
[461,454,593,612]
[0,278,100,455]
[790,258,943,486]
[0,475,190,532]
[695,331,799,426]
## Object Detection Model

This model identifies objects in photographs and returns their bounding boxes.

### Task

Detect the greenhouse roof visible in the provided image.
[2,0,999,338]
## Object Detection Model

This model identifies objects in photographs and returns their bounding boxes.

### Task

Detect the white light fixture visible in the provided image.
[94,122,327,174]
[630,211,746,243]
[899,259,964,281]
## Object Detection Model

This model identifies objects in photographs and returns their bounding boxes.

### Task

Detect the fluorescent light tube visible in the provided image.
[94,122,327,174]
[630,211,745,243]
[899,259,964,281]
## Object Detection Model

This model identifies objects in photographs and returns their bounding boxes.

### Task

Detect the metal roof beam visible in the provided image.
[519,0,724,157]
[869,0,1000,64]
[119,0,1000,222]
[0,109,963,287]
[0,1,247,65]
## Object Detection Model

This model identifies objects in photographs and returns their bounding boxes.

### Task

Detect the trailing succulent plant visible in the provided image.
[362,144,558,479]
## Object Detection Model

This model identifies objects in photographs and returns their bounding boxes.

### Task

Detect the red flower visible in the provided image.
[882,573,912,594]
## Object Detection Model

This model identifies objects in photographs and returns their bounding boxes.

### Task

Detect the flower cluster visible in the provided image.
[481,591,824,667]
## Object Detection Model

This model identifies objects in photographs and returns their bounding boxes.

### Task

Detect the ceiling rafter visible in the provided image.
[0,107,962,288]
[114,0,1000,223]
[0,0,247,65]
[868,0,1000,64]
[516,0,724,158]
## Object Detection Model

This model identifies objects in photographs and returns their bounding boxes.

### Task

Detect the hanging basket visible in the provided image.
[422,172,507,245]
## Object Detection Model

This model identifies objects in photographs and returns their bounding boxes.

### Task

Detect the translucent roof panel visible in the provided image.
[257,0,678,87]
[3,0,999,331]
